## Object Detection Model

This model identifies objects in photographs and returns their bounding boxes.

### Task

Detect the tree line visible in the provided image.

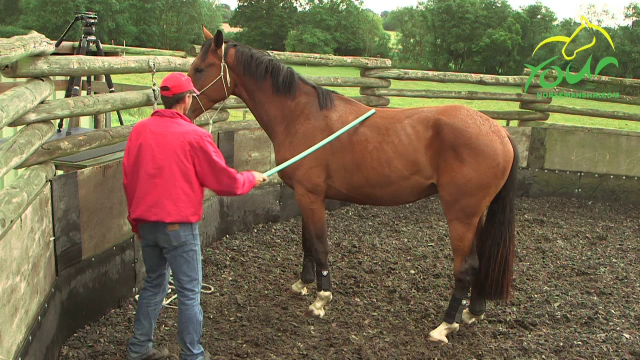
[385,0,640,79]
[0,0,638,79]
[0,0,225,51]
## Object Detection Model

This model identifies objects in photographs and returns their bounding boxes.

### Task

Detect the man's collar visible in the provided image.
[151,109,193,124]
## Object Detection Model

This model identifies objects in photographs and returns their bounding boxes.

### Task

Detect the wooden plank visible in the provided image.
[303,76,391,88]
[10,89,160,126]
[77,161,131,258]
[0,77,54,129]
[211,95,390,109]
[525,86,640,106]
[363,68,535,87]
[0,31,55,68]
[17,110,228,168]
[0,122,56,179]
[521,103,640,122]
[480,110,549,121]
[15,238,135,360]
[0,162,56,237]
[0,187,55,360]
[55,41,188,58]
[190,46,391,68]
[543,127,640,177]
[522,68,640,88]
[361,88,551,103]
[233,128,275,173]
[52,172,82,272]
[2,55,193,78]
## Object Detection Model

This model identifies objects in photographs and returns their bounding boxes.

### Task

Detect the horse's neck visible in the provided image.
[233,77,322,143]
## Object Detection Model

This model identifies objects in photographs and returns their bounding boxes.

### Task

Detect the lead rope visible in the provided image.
[151,62,159,110]
[134,271,215,309]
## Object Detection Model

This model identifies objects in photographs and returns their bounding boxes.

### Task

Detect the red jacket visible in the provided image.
[122,109,257,234]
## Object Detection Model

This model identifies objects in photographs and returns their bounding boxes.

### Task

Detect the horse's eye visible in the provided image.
[195,68,204,73]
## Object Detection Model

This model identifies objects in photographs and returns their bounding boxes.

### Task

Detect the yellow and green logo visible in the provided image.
[524,16,619,93]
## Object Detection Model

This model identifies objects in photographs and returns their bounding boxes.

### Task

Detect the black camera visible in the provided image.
[76,11,98,27]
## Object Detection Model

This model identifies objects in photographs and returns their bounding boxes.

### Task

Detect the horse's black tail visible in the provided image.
[473,133,519,301]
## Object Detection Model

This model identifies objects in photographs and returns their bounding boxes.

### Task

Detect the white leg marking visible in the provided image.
[305,291,332,318]
[291,279,309,295]
[428,321,460,344]
[462,308,485,324]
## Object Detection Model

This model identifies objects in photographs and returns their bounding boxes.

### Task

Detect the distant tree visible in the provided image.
[229,0,301,51]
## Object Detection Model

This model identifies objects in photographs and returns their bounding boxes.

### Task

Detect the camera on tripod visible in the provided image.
[54,11,124,134]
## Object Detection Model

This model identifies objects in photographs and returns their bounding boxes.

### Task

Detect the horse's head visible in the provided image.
[186,26,236,120]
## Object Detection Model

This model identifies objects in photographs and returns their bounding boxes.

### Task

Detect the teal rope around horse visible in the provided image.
[264,109,376,178]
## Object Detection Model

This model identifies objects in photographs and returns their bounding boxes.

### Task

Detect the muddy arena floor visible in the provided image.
[59,196,639,359]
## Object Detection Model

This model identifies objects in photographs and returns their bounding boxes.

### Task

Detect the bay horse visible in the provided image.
[186,28,518,344]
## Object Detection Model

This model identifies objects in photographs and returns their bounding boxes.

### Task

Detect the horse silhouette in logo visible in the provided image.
[533,16,615,60]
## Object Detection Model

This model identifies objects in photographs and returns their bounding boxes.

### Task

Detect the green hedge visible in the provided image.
[0,25,32,38]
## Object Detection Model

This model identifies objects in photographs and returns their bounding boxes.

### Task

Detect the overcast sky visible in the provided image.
[216,0,634,24]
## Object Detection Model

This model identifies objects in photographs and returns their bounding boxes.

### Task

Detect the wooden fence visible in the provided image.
[1,31,640,360]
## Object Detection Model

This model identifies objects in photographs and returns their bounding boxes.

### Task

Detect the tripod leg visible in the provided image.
[58,37,85,132]
[95,38,124,126]
[66,38,88,135]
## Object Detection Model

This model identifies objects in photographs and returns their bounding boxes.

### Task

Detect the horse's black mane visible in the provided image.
[199,38,336,110]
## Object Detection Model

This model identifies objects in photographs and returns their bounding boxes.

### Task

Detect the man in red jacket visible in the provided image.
[123,72,267,360]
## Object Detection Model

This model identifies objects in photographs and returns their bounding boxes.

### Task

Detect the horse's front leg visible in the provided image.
[293,190,332,318]
[290,218,316,296]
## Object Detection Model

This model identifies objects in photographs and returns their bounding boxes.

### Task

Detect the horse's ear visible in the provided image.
[214,30,224,49]
[202,25,213,41]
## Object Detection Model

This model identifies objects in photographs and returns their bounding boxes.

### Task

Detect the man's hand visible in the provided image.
[251,171,268,185]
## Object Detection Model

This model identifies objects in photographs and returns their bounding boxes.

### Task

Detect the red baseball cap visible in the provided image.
[160,72,200,97]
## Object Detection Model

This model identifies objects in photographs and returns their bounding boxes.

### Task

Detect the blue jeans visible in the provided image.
[128,222,205,360]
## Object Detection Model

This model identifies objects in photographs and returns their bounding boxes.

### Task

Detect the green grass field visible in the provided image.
[111,66,640,132]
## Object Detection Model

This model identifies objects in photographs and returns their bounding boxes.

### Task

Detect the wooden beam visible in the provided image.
[525,86,640,106]
[521,103,640,122]
[17,110,229,168]
[479,110,549,121]
[0,161,56,236]
[304,76,391,88]
[362,69,535,87]
[0,122,55,178]
[2,55,193,78]
[9,89,159,126]
[211,94,390,110]
[351,95,390,107]
[522,68,640,88]
[360,88,551,103]
[190,45,392,68]
[0,31,55,68]
[54,41,188,58]
[0,77,54,129]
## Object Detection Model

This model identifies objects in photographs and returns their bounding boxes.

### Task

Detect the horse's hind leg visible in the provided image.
[291,218,316,296]
[428,209,485,344]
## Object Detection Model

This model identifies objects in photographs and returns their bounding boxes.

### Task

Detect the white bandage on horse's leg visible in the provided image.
[428,321,460,343]
[305,291,332,318]
[291,279,309,295]
[462,308,485,324]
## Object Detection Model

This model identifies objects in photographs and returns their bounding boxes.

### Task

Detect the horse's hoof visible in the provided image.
[291,280,309,296]
[303,306,325,318]
[428,321,460,344]
[462,309,485,324]
[303,290,332,318]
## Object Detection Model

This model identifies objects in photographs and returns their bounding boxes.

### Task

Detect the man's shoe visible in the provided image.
[142,347,171,360]
[202,350,212,360]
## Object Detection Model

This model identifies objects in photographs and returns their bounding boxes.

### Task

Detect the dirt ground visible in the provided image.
[59,196,640,360]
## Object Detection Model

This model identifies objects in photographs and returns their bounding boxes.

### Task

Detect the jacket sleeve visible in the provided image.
[122,148,140,235]
[191,132,257,196]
